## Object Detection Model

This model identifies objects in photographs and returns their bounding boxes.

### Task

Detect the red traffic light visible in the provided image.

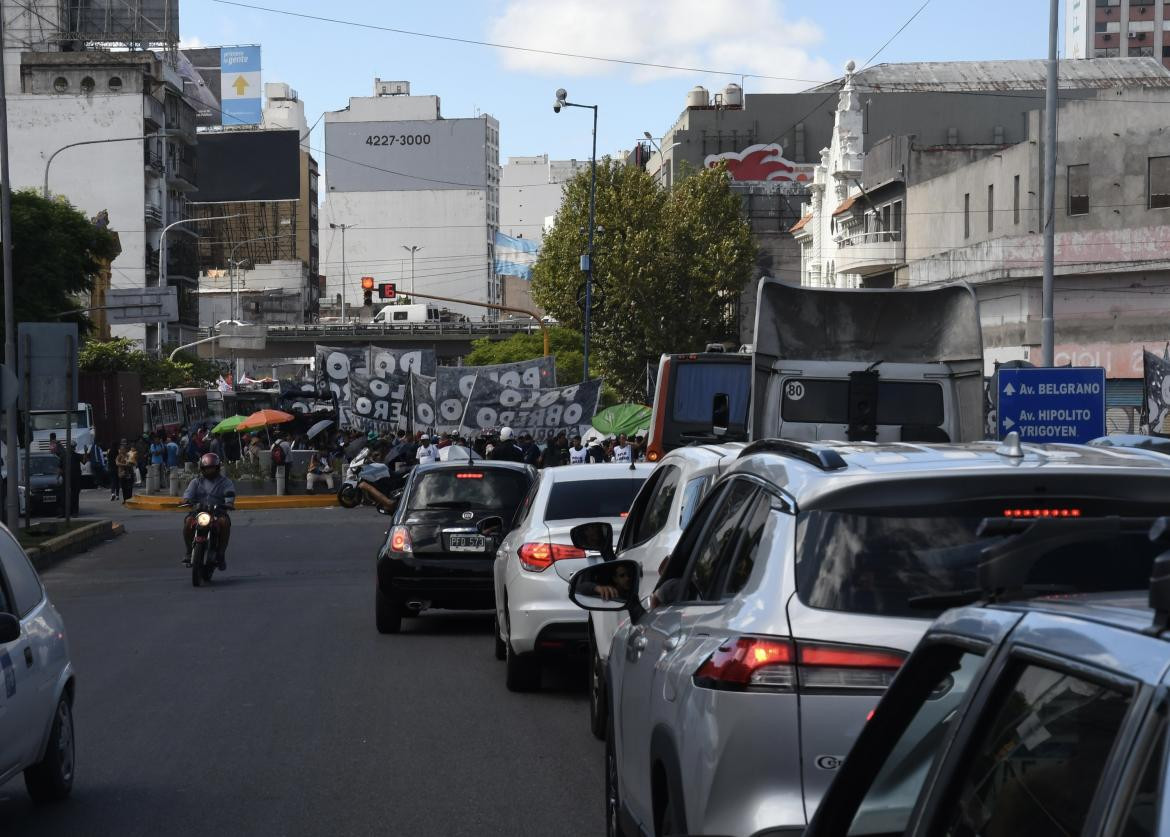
[360,276,375,290]
[378,283,397,299]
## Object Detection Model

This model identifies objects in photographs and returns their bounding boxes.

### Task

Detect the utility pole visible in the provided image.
[1041,0,1059,367]
[331,223,354,321]
[0,9,17,528]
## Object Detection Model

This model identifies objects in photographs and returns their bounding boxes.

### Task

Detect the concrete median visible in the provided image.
[124,494,338,511]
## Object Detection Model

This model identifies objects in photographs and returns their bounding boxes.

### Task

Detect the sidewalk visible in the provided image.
[124,493,338,511]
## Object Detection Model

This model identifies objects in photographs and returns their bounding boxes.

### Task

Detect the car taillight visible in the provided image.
[517,542,586,572]
[388,525,413,554]
[693,638,905,694]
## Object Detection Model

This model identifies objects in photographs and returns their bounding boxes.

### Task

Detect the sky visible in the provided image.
[183,0,1055,164]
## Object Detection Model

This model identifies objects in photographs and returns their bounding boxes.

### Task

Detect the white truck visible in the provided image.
[372,303,441,325]
[28,403,96,485]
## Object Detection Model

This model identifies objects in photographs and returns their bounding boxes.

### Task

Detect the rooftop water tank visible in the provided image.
[687,85,709,108]
[723,83,743,107]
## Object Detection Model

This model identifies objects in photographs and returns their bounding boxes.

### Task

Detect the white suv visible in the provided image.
[493,463,652,692]
[585,443,742,738]
[0,524,76,802]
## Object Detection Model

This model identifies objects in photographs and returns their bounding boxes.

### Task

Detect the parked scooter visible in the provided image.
[338,448,408,509]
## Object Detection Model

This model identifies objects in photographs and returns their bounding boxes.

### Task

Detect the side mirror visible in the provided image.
[0,612,19,643]
[568,559,642,612]
[478,515,505,537]
[712,392,730,438]
[570,521,616,561]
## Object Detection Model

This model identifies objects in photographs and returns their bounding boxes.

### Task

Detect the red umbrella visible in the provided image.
[237,409,295,430]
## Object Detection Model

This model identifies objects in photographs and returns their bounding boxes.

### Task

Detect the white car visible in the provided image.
[493,462,653,692]
[586,443,742,738]
[0,523,76,802]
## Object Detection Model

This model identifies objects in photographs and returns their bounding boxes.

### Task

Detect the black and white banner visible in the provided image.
[316,344,367,408]
[1143,349,1170,433]
[461,377,603,441]
[370,347,436,378]
[348,370,410,433]
[316,345,437,429]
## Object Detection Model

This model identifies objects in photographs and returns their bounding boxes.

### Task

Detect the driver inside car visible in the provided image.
[180,453,236,570]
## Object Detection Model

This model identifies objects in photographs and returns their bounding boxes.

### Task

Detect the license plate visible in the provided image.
[449,534,486,552]
[42,493,56,501]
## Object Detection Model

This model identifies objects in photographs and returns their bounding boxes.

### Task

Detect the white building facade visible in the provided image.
[321,81,500,320]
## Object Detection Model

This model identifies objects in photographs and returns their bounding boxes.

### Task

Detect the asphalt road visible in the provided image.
[0,493,603,836]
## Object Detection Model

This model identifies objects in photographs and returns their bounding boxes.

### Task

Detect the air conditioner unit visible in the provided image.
[1129,31,1138,38]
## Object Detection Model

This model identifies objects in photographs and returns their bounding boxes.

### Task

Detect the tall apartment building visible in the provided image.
[1068,0,1170,66]
[322,80,500,320]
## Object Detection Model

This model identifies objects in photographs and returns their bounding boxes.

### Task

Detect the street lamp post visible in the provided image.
[227,258,249,322]
[642,132,681,188]
[225,232,297,323]
[402,245,422,296]
[43,132,171,199]
[157,213,241,350]
[330,223,354,322]
[554,88,598,383]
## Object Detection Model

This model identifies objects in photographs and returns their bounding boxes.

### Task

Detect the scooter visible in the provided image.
[338,448,408,509]
[181,501,229,587]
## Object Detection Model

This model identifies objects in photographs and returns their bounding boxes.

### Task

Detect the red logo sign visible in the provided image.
[704,144,814,183]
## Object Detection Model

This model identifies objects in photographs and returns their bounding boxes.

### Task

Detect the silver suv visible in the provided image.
[569,436,1170,837]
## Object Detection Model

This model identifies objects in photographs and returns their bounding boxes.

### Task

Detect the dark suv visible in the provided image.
[375,460,534,633]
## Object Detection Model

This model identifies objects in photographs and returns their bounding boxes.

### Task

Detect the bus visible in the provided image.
[643,352,751,462]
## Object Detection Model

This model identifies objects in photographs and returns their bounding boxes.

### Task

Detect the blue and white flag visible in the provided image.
[494,231,539,280]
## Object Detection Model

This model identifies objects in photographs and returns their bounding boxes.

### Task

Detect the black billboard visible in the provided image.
[195,131,300,203]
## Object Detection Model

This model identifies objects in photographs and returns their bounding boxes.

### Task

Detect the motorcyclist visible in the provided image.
[180,452,236,570]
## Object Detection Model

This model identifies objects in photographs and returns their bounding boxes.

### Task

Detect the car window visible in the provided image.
[849,648,986,835]
[512,477,541,530]
[678,475,708,529]
[617,466,663,551]
[632,465,680,544]
[0,530,43,618]
[681,479,758,602]
[1119,721,1166,837]
[544,477,646,522]
[407,468,531,512]
[721,493,773,598]
[936,663,1133,836]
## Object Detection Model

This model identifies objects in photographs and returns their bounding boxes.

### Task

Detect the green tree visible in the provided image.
[79,337,223,390]
[531,160,755,399]
[1,190,121,341]
[465,327,586,386]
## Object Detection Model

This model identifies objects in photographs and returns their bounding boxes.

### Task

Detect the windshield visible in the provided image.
[29,456,60,476]
[796,498,1168,618]
[29,410,88,431]
[671,361,750,426]
[408,469,530,512]
[544,477,647,522]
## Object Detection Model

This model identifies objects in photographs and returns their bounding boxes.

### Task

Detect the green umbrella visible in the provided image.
[591,403,652,437]
[211,415,250,435]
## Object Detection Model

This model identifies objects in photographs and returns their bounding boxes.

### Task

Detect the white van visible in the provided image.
[372,304,441,325]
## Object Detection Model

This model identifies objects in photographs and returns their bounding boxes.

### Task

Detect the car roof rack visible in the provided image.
[737,439,848,471]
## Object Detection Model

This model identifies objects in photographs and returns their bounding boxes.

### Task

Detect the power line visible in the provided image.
[208,0,832,85]
[860,0,932,68]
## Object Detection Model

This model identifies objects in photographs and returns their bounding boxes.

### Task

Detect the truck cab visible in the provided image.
[27,403,95,482]
[750,278,985,444]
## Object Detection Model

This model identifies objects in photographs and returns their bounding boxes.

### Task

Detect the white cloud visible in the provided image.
[179,35,206,49]
[486,0,837,92]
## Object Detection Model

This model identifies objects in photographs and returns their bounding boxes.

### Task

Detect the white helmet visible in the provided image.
[499,426,514,441]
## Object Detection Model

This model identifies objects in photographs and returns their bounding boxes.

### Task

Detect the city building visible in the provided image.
[321,79,500,320]
[190,84,320,328]
[1067,0,1170,67]
[498,154,587,314]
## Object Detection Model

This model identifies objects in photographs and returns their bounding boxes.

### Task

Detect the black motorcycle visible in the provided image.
[182,502,230,587]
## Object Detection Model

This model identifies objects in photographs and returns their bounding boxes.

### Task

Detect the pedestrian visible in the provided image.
[107,442,121,501]
[612,433,633,464]
[586,435,609,464]
[270,433,290,482]
[416,436,439,465]
[520,433,542,468]
[306,447,334,494]
[489,427,524,462]
[165,434,180,473]
[115,441,136,503]
[544,431,568,467]
[134,435,150,485]
[149,434,166,482]
[568,435,587,464]
[47,432,62,464]
[68,442,82,515]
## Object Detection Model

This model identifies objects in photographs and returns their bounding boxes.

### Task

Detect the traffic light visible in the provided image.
[378,282,397,300]
[361,276,374,306]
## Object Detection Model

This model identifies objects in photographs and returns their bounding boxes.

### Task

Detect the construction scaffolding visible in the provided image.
[57,0,178,46]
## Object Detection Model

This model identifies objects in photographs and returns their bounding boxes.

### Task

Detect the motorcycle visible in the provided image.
[338,447,408,510]
[181,502,229,587]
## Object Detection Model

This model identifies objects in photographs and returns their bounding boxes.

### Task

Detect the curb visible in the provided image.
[124,494,338,511]
[25,519,123,571]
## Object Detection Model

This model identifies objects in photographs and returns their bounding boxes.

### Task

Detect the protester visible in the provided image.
[568,435,588,464]
[488,427,524,462]
[306,447,335,494]
[520,433,542,468]
[115,441,136,503]
[585,435,609,464]
[416,435,439,465]
[612,433,633,464]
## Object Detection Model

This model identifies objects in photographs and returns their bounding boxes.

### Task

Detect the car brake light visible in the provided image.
[693,638,905,693]
[388,525,413,553]
[456,473,484,479]
[1002,507,1081,518]
[517,542,586,572]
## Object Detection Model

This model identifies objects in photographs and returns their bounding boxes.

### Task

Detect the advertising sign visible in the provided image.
[325,119,488,193]
[997,367,1106,444]
[704,143,814,184]
[220,45,262,126]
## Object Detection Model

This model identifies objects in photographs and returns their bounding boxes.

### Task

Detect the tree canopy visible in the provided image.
[464,327,619,406]
[79,337,223,390]
[531,160,755,399]
[1,190,121,341]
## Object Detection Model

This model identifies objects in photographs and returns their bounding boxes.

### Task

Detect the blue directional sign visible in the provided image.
[997,367,1106,444]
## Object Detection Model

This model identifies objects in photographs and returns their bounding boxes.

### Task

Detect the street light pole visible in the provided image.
[1041,0,1059,367]
[642,132,681,188]
[0,10,18,527]
[554,89,599,383]
[44,133,168,199]
[330,223,354,321]
[402,245,422,296]
[157,212,241,351]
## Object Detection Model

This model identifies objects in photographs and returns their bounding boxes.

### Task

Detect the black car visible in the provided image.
[375,460,534,633]
[25,453,64,515]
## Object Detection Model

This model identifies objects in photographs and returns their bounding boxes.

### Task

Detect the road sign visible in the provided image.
[18,323,78,411]
[218,323,266,351]
[997,367,1106,444]
[106,287,178,324]
[0,364,17,410]
[378,283,396,300]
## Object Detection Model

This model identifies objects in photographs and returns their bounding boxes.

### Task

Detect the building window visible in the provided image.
[1149,156,1170,208]
[108,76,123,92]
[1068,164,1090,215]
[1013,174,1021,224]
[1096,47,1120,57]
[80,76,95,93]
[52,76,67,93]
[1135,45,1156,56]
[1095,20,1108,31]
[987,184,994,233]
[963,193,970,238]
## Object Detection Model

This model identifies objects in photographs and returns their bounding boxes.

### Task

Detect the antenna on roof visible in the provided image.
[995,431,1024,459]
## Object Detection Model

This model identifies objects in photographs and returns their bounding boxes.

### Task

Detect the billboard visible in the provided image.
[194,131,300,202]
[179,45,261,128]
[61,0,179,44]
[325,119,487,193]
